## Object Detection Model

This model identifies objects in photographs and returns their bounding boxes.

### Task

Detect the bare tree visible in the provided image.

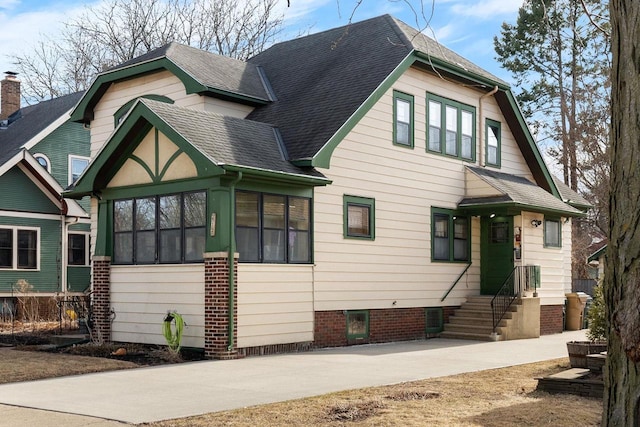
[8,0,283,102]
[604,0,640,424]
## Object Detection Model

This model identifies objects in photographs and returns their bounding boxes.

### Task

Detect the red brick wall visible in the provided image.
[314,307,455,348]
[92,256,111,342]
[540,304,564,335]
[0,75,20,120]
[204,252,239,359]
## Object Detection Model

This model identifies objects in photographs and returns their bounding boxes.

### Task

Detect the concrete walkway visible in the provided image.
[0,330,586,426]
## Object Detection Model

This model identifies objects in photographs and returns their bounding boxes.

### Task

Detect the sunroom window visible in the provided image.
[235,191,311,264]
[113,191,206,264]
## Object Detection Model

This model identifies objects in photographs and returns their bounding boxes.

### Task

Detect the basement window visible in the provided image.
[425,307,444,333]
[346,310,369,340]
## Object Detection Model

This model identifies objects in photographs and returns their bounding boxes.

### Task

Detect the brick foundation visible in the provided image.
[314,306,456,348]
[91,256,112,342]
[204,252,239,360]
[540,304,564,335]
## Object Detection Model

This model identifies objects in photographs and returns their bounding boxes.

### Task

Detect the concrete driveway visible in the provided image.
[0,330,587,425]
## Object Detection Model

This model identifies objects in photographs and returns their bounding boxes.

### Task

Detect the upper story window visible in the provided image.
[544,217,562,248]
[427,94,476,161]
[113,191,206,264]
[393,91,414,148]
[33,153,51,173]
[486,119,501,167]
[0,226,39,270]
[236,191,311,264]
[343,195,375,240]
[69,155,90,185]
[432,208,469,262]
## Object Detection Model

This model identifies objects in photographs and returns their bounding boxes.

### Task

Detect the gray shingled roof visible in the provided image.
[0,92,84,167]
[114,42,270,103]
[460,166,582,215]
[552,176,592,209]
[247,14,505,161]
[140,99,325,179]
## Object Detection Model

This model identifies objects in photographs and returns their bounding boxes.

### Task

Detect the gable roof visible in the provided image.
[69,14,558,197]
[70,43,271,123]
[459,166,583,217]
[0,92,84,167]
[67,99,329,197]
[246,14,506,163]
[552,176,592,210]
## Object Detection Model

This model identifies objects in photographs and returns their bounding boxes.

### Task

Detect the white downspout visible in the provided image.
[479,86,499,167]
[62,216,79,299]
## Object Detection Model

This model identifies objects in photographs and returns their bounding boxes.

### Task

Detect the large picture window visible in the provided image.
[0,227,39,270]
[427,94,476,161]
[431,208,469,262]
[235,191,311,264]
[113,191,206,264]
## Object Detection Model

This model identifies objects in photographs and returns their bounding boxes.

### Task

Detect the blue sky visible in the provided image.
[0,0,523,85]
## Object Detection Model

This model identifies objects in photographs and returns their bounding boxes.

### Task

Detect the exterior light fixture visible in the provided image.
[531,219,542,227]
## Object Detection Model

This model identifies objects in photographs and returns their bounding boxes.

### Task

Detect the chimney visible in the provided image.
[1,72,20,121]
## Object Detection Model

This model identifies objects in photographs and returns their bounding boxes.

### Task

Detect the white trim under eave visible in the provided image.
[0,210,65,221]
[22,108,73,152]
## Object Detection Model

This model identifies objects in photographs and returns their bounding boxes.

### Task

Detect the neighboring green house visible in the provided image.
[68,15,587,358]
[0,77,90,310]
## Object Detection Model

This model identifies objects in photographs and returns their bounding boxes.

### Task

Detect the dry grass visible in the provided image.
[0,348,137,384]
[144,358,602,427]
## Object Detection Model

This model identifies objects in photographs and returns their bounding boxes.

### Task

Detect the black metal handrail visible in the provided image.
[490,265,540,332]
[440,262,473,302]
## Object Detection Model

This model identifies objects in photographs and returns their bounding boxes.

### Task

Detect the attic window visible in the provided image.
[427,93,475,162]
[33,153,51,172]
[114,94,174,126]
[393,91,414,148]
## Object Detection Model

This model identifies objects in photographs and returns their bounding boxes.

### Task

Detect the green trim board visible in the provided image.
[393,90,414,148]
[114,94,174,126]
[70,58,268,123]
[343,195,375,240]
[457,201,585,219]
[66,101,226,198]
[480,215,514,295]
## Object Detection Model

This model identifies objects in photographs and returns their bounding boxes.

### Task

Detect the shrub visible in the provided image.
[586,282,606,342]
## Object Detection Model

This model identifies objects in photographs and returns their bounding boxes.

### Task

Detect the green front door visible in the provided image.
[480,216,514,295]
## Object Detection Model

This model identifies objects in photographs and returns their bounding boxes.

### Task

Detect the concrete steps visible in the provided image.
[440,296,518,341]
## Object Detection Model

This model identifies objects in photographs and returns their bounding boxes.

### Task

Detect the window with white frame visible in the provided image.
[68,233,90,266]
[0,227,39,270]
[69,155,90,185]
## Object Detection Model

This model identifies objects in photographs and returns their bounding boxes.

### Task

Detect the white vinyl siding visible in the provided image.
[237,264,314,348]
[110,264,205,347]
[518,212,572,305]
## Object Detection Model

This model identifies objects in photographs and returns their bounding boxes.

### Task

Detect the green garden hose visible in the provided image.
[163,312,184,352]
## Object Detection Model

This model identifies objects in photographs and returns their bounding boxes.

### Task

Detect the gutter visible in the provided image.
[227,171,243,351]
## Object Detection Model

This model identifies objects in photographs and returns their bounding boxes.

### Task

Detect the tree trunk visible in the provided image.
[605,1,640,424]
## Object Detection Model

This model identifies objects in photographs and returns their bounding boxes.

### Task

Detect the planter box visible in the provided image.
[566,341,607,368]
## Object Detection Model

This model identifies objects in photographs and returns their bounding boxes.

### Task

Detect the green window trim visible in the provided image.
[393,90,414,148]
[346,310,369,340]
[485,119,501,167]
[425,307,444,334]
[343,195,375,240]
[543,217,562,248]
[427,93,476,161]
[431,207,470,263]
